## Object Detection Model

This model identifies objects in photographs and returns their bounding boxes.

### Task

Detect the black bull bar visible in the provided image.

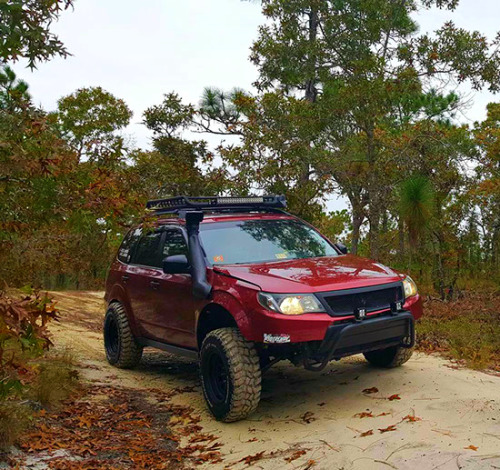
[305,312,415,371]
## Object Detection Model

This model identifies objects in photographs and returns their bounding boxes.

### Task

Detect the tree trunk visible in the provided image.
[351,209,364,255]
[369,200,381,260]
[296,8,319,192]
[398,216,405,258]
[365,125,380,260]
[304,8,318,104]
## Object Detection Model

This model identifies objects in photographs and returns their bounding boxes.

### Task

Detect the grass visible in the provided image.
[416,291,500,371]
[0,401,32,450]
[0,350,79,451]
[28,350,80,409]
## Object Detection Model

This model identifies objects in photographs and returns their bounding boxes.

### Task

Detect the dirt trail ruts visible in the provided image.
[50,291,500,470]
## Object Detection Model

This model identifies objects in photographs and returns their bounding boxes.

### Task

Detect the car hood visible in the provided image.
[213,255,403,293]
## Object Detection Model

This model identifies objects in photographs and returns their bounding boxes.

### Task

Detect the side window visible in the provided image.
[132,231,163,268]
[162,229,188,259]
[117,228,141,263]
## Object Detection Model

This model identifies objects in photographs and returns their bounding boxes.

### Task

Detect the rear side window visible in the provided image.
[117,228,141,263]
[131,231,163,268]
[162,229,188,258]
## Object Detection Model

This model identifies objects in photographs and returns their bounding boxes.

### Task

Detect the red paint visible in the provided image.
[105,213,423,349]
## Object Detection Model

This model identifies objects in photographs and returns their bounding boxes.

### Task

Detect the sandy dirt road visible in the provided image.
[50,291,500,470]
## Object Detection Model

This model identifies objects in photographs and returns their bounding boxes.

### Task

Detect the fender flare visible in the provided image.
[106,283,140,336]
[201,289,253,340]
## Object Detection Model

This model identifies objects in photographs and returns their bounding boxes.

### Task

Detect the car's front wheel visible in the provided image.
[200,327,261,422]
[104,302,143,368]
[363,344,413,368]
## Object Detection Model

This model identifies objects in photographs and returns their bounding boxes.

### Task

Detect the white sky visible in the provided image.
[11,0,500,211]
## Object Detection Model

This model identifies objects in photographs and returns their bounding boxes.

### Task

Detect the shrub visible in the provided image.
[29,351,79,408]
[0,401,31,450]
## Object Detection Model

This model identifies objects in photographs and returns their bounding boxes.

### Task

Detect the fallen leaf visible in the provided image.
[284,450,306,462]
[239,451,265,465]
[362,387,379,394]
[304,460,316,469]
[377,412,390,416]
[247,437,258,443]
[464,445,478,451]
[354,411,374,418]
[360,429,374,437]
[388,394,401,401]
[402,414,421,423]
[169,415,191,426]
[378,424,397,433]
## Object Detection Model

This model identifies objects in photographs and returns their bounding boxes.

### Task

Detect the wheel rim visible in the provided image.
[104,314,119,357]
[205,350,229,404]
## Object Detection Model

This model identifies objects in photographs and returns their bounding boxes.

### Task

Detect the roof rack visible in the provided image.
[146,195,287,216]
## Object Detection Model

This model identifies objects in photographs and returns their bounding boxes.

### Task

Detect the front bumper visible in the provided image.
[316,311,415,361]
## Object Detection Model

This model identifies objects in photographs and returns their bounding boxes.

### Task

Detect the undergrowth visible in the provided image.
[417,291,500,371]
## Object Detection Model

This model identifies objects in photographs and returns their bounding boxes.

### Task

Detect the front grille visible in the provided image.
[319,282,404,317]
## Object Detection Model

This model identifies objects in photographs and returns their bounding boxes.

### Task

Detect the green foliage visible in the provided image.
[0,377,23,400]
[143,92,195,137]
[398,175,435,244]
[245,0,500,261]
[0,65,30,109]
[56,86,133,164]
[0,0,73,68]
[199,87,245,123]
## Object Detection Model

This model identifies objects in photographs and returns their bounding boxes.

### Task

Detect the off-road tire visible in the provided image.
[363,344,413,368]
[104,302,143,369]
[200,327,261,422]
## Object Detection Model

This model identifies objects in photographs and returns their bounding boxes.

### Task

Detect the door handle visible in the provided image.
[122,275,129,283]
[150,280,160,290]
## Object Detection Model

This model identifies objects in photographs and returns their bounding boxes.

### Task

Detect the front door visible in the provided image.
[153,228,196,348]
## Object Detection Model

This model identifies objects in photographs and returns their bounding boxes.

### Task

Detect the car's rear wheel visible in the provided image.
[363,344,413,368]
[200,327,261,422]
[104,302,143,368]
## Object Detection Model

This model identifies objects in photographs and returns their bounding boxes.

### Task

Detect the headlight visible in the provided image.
[257,292,326,315]
[402,276,418,299]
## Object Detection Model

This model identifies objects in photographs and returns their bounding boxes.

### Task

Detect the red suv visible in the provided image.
[104,196,422,422]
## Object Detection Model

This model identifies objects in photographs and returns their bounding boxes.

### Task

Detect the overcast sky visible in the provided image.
[11,0,500,210]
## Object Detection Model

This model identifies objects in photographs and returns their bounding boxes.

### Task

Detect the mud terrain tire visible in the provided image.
[104,302,143,368]
[200,327,261,422]
[364,344,413,368]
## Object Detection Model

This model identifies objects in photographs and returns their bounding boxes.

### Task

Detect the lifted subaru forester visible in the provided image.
[104,196,422,422]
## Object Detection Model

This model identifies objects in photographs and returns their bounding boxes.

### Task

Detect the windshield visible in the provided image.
[199,218,338,265]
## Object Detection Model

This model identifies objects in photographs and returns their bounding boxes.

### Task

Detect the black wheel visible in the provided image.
[200,327,261,422]
[104,302,143,368]
[364,344,413,368]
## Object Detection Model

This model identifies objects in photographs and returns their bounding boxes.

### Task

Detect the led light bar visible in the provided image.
[146,195,287,214]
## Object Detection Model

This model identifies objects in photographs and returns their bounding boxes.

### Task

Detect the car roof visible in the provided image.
[155,212,297,226]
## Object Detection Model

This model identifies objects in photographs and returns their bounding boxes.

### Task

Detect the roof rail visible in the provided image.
[145,195,287,216]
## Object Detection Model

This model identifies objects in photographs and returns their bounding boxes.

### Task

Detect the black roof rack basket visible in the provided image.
[146,195,287,215]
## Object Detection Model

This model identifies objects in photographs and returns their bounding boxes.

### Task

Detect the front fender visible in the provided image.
[209,289,254,340]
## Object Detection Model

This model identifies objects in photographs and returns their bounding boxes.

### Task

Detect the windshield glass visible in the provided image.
[199,218,338,265]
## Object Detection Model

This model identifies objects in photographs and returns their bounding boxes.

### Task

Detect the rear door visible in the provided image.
[153,227,196,348]
[125,229,165,339]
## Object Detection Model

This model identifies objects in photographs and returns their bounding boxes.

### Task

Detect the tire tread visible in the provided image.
[201,327,261,422]
[105,302,143,369]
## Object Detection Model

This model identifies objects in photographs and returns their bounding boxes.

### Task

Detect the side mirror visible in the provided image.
[163,254,190,274]
[335,242,348,255]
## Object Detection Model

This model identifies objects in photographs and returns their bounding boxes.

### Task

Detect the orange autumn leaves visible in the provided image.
[352,386,422,438]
